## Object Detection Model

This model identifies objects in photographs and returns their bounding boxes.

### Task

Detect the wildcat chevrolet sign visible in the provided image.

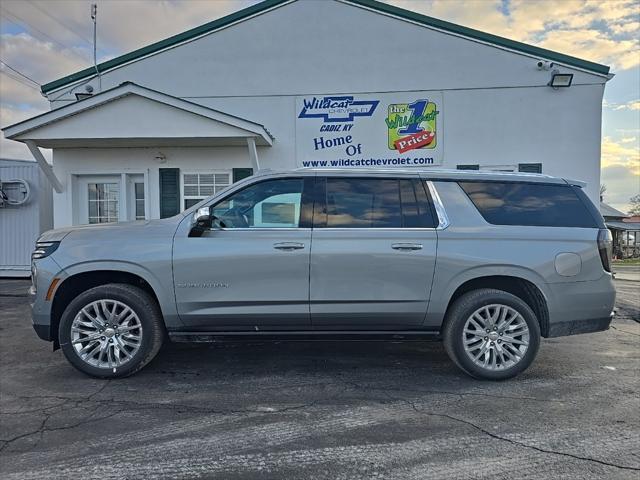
[298,96,379,123]
[296,91,443,168]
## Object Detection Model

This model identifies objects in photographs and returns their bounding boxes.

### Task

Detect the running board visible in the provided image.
[168,330,441,343]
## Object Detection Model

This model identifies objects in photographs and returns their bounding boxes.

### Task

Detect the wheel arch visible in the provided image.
[442,274,550,337]
[50,264,172,348]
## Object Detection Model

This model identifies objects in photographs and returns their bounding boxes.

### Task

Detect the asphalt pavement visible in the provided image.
[0,278,638,479]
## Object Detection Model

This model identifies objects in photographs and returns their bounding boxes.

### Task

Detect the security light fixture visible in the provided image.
[548,71,573,89]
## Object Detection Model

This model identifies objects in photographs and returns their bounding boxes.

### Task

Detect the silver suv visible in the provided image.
[29,169,616,380]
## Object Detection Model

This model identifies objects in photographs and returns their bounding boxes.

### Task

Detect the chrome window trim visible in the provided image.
[426,180,450,230]
[211,227,312,232]
[314,228,438,232]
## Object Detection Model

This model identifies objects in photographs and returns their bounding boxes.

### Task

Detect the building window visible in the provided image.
[134,182,145,220]
[182,172,230,210]
[481,165,517,172]
[88,182,119,224]
[519,163,542,173]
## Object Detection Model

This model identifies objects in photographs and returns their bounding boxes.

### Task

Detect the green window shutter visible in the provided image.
[233,168,254,183]
[457,164,479,170]
[159,168,180,218]
[518,163,542,173]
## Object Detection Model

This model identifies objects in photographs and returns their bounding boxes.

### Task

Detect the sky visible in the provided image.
[0,0,638,212]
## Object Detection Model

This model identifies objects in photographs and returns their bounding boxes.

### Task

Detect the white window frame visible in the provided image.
[127,174,146,221]
[69,170,149,225]
[180,170,232,212]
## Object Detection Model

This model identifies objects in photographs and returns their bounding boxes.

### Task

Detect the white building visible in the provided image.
[2,0,612,228]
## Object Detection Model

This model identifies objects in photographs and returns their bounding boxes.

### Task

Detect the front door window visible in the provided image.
[211,178,303,229]
[88,182,119,224]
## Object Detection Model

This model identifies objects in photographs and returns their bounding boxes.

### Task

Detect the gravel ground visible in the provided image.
[0,278,638,479]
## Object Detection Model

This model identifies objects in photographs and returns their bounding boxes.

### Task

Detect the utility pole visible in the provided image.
[91,3,101,91]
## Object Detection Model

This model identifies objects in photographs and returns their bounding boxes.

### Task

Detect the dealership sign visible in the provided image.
[296,91,443,168]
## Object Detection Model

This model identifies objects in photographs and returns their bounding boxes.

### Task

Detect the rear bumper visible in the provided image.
[545,273,616,338]
[547,313,614,338]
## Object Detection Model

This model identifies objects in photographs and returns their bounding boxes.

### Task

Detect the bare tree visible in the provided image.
[629,194,640,216]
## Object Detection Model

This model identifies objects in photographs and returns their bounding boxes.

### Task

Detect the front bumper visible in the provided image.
[29,256,64,342]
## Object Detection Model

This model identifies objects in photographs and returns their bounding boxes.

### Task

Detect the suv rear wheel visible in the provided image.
[59,283,164,378]
[443,288,540,380]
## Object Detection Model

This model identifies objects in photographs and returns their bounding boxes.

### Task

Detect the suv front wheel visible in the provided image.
[443,288,541,380]
[59,283,164,378]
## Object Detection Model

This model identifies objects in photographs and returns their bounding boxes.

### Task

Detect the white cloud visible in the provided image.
[614,100,640,111]
[0,103,51,161]
[601,136,640,171]
[388,0,640,70]
[0,31,89,93]
[599,136,639,211]
[603,99,640,111]
[601,164,640,212]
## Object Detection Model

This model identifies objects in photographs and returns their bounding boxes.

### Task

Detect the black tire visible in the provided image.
[443,288,540,380]
[59,283,164,378]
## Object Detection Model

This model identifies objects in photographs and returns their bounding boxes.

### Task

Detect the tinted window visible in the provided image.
[401,179,437,228]
[459,181,597,227]
[324,178,435,228]
[212,179,303,228]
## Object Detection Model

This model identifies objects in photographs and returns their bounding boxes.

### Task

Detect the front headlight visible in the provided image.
[32,241,60,260]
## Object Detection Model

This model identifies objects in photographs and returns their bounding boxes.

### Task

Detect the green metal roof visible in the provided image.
[41,0,610,94]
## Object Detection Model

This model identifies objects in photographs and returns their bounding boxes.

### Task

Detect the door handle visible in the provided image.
[391,243,423,251]
[273,242,305,251]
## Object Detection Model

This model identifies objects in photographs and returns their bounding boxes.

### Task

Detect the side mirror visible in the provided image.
[188,207,212,238]
[194,207,211,226]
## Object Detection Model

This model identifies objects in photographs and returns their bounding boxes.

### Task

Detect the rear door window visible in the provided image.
[321,177,435,228]
[400,179,437,228]
[458,181,598,227]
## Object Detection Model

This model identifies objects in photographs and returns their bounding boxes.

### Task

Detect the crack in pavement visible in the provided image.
[1,377,637,471]
[0,405,120,453]
[330,377,639,472]
[334,376,568,404]
[379,390,640,472]
[0,381,113,452]
[0,380,353,454]
[610,325,640,337]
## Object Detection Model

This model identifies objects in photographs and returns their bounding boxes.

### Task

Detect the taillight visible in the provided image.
[597,228,612,273]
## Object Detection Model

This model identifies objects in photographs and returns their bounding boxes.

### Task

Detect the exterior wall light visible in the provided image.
[548,70,573,89]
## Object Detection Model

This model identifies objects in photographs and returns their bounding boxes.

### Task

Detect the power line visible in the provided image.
[0,59,40,86]
[0,6,90,64]
[28,1,101,52]
[0,70,41,91]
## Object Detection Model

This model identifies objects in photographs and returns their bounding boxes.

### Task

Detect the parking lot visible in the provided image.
[0,278,638,479]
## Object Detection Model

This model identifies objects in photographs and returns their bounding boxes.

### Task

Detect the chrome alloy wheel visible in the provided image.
[462,304,530,371]
[71,299,143,369]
